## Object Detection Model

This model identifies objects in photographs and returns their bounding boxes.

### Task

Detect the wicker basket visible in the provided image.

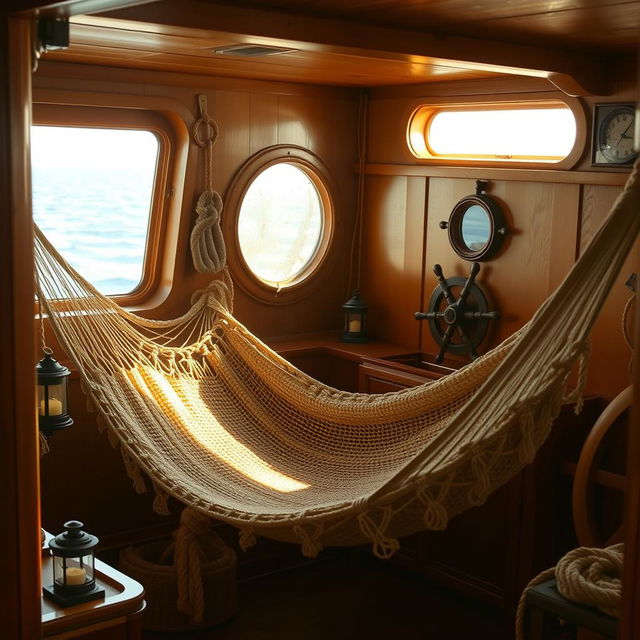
[119,536,237,632]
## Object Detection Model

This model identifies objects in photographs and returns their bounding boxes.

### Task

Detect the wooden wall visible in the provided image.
[34,60,360,543]
[362,75,638,400]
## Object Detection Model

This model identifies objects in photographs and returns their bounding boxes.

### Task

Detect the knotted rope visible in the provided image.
[169,507,234,626]
[190,94,227,274]
[515,543,624,639]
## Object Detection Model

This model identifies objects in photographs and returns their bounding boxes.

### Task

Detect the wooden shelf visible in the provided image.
[42,534,145,639]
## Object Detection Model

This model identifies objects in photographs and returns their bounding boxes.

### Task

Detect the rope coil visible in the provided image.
[190,94,227,274]
[516,543,624,639]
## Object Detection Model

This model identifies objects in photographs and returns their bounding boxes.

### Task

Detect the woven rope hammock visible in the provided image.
[34,161,640,561]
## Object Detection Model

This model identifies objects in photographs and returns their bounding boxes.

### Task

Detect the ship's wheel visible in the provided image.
[415,263,499,363]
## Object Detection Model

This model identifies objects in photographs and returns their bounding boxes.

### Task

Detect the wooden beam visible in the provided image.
[0,15,41,640]
[7,0,158,16]
[97,0,608,96]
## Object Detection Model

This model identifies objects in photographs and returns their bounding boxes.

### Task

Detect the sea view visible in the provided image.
[31,126,157,295]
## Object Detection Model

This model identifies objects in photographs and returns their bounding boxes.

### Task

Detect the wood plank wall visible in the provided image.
[33,60,359,542]
[362,78,639,400]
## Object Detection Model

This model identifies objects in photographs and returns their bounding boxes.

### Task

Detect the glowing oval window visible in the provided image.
[237,162,327,288]
[408,102,578,163]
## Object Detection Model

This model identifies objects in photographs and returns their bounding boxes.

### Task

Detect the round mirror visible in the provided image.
[444,186,508,262]
[461,205,491,252]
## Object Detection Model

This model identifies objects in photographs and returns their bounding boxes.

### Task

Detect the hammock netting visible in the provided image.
[34,161,640,560]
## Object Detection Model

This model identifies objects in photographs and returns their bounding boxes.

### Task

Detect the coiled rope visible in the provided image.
[190,94,227,274]
[515,543,623,639]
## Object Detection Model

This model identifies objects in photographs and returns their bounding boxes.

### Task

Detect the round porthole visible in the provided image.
[224,146,335,304]
[441,180,508,262]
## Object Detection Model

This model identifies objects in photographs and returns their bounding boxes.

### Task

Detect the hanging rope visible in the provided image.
[190,94,227,274]
[515,543,624,639]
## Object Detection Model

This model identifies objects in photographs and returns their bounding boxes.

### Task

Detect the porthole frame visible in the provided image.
[444,187,508,262]
[224,145,335,305]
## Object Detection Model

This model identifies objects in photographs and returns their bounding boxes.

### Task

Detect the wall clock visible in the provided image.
[592,103,638,166]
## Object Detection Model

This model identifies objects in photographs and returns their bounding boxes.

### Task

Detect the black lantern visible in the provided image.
[341,290,368,343]
[37,349,73,436]
[43,521,105,606]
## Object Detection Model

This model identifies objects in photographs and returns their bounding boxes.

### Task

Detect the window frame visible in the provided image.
[224,145,335,305]
[406,94,586,170]
[32,103,174,306]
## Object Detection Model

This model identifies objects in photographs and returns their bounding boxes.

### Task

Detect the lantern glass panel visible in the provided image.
[347,311,364,333]
[39,381,66,416]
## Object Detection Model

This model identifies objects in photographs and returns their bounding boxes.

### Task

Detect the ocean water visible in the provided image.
[32,166,154,295]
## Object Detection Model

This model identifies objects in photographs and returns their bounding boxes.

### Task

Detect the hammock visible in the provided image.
[34,161,640,562]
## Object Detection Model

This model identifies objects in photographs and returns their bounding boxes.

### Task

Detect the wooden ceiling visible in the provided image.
[220,0,640,54]
[41,0,639,93]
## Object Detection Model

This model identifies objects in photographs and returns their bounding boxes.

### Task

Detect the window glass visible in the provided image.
[237,163,324,287]
[31,126,159,295]
[409,104,577,162]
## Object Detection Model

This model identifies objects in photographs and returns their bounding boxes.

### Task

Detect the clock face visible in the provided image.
[598,106,637,164]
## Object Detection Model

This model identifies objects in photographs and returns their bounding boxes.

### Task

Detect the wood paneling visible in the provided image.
[580,184,638,398]
[361,174,426,347]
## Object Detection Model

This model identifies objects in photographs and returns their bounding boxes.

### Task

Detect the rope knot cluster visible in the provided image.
[556,544,623,618]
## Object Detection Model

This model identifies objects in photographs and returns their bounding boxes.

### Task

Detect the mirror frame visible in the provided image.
[444,184,508,261]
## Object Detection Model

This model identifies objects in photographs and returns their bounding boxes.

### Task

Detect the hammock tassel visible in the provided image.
[418,487,449,531]
[292,523,324,558]
[357,507,400,559]
[562,340,591,415]
[238,526,257,551]
[122,451,147,494]
[39,431,50,456]
[468,455,490,507]
[152,483,171,515]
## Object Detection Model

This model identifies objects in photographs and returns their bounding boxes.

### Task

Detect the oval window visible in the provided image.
[237,162,327,289]
[408,100,582,165]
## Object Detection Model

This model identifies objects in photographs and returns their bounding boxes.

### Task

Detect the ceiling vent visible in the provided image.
[212,44,297,57]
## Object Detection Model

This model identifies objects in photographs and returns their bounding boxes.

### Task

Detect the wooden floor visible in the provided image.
[142,554,506,640]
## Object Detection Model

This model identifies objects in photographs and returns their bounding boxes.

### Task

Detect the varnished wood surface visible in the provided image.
[50,0,610,94]
[43,18,500,87]
[0,14,42,640]
[42,546,145,637]
[215,0,640,53]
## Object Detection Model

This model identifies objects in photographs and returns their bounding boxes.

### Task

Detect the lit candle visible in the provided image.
[348,319,361,333]
[64,567,87,585]
[40,398,63,416]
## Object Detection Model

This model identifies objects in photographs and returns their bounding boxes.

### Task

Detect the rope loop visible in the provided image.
[238,526,257,551]
[292,523,324,558]
[417,486,449,531]
[357,507,400,559]
[467,455,490,507]
[191,95,219,148]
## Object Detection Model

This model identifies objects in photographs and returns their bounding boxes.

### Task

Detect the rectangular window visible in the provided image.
[31,105,173,303]
[407,99,583,167]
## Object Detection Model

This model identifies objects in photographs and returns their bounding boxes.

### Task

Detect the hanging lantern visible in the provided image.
[37,349,73,436]
[341,290,368,343]
[43,521,105,606]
